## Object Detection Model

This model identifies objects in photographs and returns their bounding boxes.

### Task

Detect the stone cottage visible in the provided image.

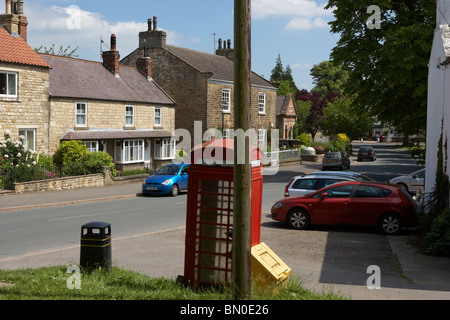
[121,17,278,148]
[38,34,177,171]
[0,1,51,154]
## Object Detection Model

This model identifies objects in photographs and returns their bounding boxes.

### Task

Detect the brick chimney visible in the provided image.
[136,56,152,79]
[139,16,167,50]
[0,0,28,42]
[102,34,120,77]
[216,38,235,61]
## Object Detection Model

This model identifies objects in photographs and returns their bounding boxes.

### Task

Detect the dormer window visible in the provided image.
[0,71,17,97]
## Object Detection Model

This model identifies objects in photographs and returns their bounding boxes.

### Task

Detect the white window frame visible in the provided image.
[0,71,17,97]
[76,102,87,127]
[125,105,134,127]
[154,107,162,127]
[223,129,233,140]
[114,139,144,163]
[221,89,231,112]
[258,129,266,147]
[124,139,144,162]
[18,128,35,151]
[154,138,176,160]
[83,141,99,153]
[258,92,266,114]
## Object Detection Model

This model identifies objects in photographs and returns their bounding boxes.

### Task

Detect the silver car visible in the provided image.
[284,174,356,197]
[389,168,425,194]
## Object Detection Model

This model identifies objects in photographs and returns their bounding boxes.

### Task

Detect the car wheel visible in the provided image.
[378,213,402,235]
[170,184,179,197]
[287,209,311,230]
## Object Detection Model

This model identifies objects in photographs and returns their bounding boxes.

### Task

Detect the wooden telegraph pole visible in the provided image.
[233,0,252,300]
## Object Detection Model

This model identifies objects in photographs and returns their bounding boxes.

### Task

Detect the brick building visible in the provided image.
[121,17,277,147]
[0,1,51,154]
[39,34,177,171]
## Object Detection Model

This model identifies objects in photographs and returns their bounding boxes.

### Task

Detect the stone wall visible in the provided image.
[13,173,105,194]
[206,82,277,133]
[0,63,50,154]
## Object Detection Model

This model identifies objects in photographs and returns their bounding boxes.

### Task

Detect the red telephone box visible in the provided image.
[183,139,263,288]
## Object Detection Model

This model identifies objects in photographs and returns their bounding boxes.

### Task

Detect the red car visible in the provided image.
[271,181,419,235]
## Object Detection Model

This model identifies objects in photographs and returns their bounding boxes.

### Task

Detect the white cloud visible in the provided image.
[253,0,331,19]
[292,63,313,69]
[252,0,331,31]
[285,17,328,30]
[26,4,187,60]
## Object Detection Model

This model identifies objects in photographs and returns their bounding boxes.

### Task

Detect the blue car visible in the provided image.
[142,163,189,196]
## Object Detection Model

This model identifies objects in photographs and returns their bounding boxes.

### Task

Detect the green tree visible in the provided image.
[321,95,373,141]
[310,60,349,97]
[325,0,434,145]
[293,100,311,138]
[270,54,298,95]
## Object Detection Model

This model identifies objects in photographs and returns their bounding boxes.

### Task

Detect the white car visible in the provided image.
[389,168,425,195]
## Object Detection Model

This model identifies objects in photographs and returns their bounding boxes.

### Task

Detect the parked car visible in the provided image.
[284,174,358,197]
[142,163,189,196]
[309,171,375,181]
[322,152,350,170]
[357,146,376,161]
[271,181,419,235]
[389,168,425,195]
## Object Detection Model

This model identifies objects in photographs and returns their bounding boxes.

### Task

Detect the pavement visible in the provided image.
[0,161,450,300]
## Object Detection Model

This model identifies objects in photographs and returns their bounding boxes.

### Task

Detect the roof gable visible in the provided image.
[39,54,175,105]
[0,27,49,68]
[166,45,275,89]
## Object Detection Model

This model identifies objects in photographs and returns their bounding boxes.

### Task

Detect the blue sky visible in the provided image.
[24,0,339,90]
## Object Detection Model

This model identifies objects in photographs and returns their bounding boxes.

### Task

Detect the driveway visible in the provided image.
[261,212,450,299]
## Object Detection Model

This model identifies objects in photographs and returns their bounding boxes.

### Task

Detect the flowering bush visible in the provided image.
[0,130,38,170]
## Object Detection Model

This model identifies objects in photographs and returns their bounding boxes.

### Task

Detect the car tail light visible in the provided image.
[285,178,295,197]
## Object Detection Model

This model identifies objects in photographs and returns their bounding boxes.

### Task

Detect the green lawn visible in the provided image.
[0,266,345,300]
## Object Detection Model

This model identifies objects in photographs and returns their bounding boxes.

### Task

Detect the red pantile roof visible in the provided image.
[0,27,49,68]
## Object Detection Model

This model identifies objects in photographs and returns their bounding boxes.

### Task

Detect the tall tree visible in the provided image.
[296,89,340,139]
[325,0,435,144]
[271,54,298,95]
[310,60,349,97]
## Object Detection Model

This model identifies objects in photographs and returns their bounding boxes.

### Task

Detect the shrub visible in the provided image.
[423,208,450,257]
[83,151,117,176]
[299,133,313,146]
[53,140,88,166]
[0,130,38,169]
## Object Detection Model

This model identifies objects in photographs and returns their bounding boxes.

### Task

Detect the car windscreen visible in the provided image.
[325,153,340,158]
[155,166,180,175]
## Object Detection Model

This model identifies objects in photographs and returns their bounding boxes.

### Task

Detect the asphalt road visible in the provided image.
[0,142,422,262]
[3,141,445,301]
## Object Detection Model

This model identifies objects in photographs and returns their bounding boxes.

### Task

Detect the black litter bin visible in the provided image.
[80,221,111,272]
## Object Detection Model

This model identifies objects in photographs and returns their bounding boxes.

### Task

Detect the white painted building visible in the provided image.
[425,0,450,195]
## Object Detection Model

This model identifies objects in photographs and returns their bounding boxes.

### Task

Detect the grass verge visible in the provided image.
[0,266,345,300]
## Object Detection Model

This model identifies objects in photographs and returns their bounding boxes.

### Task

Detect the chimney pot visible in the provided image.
[218,38,222,50]
[111,34,117,51]
[227,39,231,49]
[147,18,152,31]
[102,34,120,76]
[153,16,157,31]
